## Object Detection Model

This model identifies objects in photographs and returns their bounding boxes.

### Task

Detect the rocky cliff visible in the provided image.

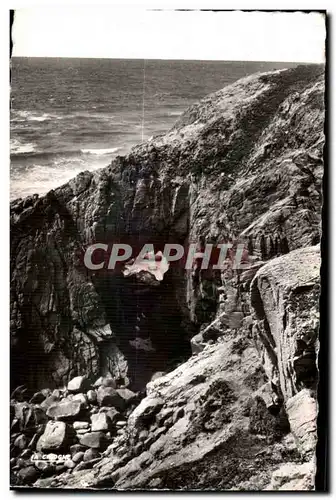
[10,64,324,490]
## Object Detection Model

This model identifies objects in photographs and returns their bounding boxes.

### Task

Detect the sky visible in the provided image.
[12,8,326,62]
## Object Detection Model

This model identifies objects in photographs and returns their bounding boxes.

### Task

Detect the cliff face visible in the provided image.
[10,64,324,490]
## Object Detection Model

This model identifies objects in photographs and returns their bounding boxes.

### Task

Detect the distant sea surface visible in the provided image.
[10,58,298,199]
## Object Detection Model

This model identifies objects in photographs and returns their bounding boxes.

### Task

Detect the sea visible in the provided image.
[10,58,298,200]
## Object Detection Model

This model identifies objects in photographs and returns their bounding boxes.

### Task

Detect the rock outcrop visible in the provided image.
[10,64,324,490]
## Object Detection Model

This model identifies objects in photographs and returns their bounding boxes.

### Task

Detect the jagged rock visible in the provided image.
[26,405,48,428]
[29,391,47,404]
[156,408,174,426]
[256,382,281,411]
[11,385,29,402]
[79,432,107,449]
[286,389,317,458]
[251,246,320,401]
[45,400,82,421]
[36,421,73,452]
[67,376,90,393]
[11,65,324,394]
[10,65,324,490]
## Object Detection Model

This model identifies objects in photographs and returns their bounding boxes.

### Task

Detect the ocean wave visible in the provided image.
[167,111,183,116]
[80,147,120,155]
[10,139,37,155]
[10,160,106,200]
[11,110,63,123]
[11,145,121,161]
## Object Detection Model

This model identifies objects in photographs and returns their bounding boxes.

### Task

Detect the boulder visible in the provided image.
[64,458,76,469]
[93,374,116,389]
[190,333,206,355]
[128,397,164,429]
[72,451,85,464]
[150,372,166,382]
[40,395,60,411]
[255,382,281,411]
[116,420,127,428]
[34,461,55,475]
[46,400,82,420]
[116,388,137,407]
[70,444,86,455]
[83,448,100,462]
[87,390,97,403]
[72,393,89,408]
[102,407,121,424]
[17,465,40,485]
[24,405,48,429]
[36,421,73,452]
[73,421,90,431]
[76,429,90,436]
[79,431,107,449]
[97,387,125,410]
[67,375,90,393]
[91,413,111,432]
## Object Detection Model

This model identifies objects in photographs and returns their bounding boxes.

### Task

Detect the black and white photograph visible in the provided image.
[9,6,327,491]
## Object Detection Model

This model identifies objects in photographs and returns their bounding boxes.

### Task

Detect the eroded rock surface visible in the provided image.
[10,64,323,490]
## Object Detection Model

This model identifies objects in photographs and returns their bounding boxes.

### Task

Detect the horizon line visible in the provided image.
[10,56,324,65]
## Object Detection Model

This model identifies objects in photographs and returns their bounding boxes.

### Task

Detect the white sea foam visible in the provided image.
[80,147,120,155]
[10,139,37,155]
[11,110,63,122]
[29,114,53,122]
[10,159,106,200]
